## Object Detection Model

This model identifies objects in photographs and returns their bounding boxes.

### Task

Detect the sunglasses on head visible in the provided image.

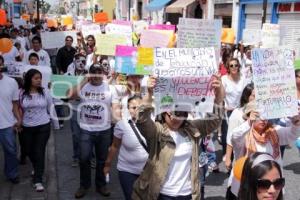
[256,178,285,190]
[229,64,239,68]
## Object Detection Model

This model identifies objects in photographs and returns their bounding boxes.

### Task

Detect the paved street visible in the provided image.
[0,122,300,200]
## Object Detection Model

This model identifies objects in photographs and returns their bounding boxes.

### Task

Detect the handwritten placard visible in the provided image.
[154,76,215,114]
[140,30,170,48]
[105,23,133,46]
[133,20,148,34]
[41,31,78,49]
[177,18,222,50]
[95,34,127,56]
[251,48,298,119]
[242,29,262,46]
[112,20,132,26]
[6,62,26,77]
[261,23,280,48]
[50,75,84,98]
[153,47,217,77]
[81,24,101,38]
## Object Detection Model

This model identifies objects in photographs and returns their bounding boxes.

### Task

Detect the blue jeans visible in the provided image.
[70,111,80,160]
[118,171,139,200]
[79,128,111,189]
[0,127,19,179]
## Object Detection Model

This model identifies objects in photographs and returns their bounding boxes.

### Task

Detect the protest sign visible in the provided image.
[81,24,101,38]
[154,76,215,114]
[140,30,170,48]
[105,23,133,45]
[50,75,84,98]
[177,18,222,50]
[242,29,262,45]
[41,31,78,49]
[149,24,176,31]
[112,20,132,26]
[61,15,73,26]
[251,48,298,119]
[137,47,154,65]
[6,62,26,77]
[0,9,7,26]
[95,34,127,56]
[221,28,235,44]
[12,18,26,27]
[261,23,280,48]
[47,19,58,28]
[133,20,148,34]
[153,47,218,77]
[94,12,109,23]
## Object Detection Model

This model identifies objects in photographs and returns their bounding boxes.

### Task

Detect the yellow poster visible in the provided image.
[137,47,154,65]
[95,34,128,56]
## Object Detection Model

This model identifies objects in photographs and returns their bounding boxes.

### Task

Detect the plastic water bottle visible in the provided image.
[106,174,110,183]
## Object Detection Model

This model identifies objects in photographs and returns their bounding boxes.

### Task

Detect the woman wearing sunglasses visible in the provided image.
[238,152,285,200]
[220,58,248,159]
[132,75,225,200]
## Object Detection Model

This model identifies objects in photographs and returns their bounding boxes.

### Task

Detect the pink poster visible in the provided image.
[115,45,137,57]
[149,24,176,31]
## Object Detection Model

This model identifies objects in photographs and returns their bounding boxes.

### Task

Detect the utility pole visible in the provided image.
[36,0,40,23]
[262,0,268,26]
[128,0,131,20]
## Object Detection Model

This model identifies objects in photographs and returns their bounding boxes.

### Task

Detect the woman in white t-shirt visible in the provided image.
[103,95,148,200]
[221,58,248,157]
[20,68,59,192]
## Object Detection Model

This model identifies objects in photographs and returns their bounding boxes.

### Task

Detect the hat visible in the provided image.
[243,100,257,116]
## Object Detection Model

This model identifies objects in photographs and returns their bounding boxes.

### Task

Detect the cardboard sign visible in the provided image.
[95,34,127,56]
[140,30,170,48]
[41,31,78,49]
[154,76,215,114]
[242,29,262,46]
[133,20,148,34]
[261,23,280,48]
[153,47,218,77]
[81,24,101,38]
[0,9,7,26]
[251,48,298,119]
[6,62,26,77]
[50,75,84,98]
[105,23,133,45]
[177,18,222,50]
[137,47,154,65]
[221,28,235,44]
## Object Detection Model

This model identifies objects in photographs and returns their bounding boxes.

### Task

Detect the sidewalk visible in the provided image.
[0,131,58,200]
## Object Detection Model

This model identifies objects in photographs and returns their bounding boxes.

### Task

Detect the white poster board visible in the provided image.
[251,48,298,119]
[81,24,101,38]
[140,30,170,48]
[242,29,262,46]
[41,31,78,49]
[105,23,133,46]
[261,23,280,48]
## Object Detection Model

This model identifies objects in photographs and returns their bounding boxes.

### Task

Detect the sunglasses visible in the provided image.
[229,64,239,68]
[256,178,285,190]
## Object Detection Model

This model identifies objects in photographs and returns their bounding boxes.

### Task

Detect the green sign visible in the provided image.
[50,75,84,98]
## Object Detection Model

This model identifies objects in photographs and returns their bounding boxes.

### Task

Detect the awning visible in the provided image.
[166,0,196,14]
[145,0,172,12]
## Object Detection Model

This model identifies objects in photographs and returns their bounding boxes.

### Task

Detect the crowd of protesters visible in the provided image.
[0,19,299,200]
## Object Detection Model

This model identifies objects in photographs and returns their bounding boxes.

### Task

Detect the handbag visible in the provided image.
[128,120,148,153]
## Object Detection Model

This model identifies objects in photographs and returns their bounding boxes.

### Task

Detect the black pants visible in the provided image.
[158,194,192,200]
[18,130,27,161]
[22,123,51,183]
[221,110,233,155]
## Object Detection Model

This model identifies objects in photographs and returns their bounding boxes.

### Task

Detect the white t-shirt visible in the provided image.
[114,119,148,174]
[0,75,19,129]
[3,46,19,64]
[160,131,192,196]
[20,89,58,127]
[24,49,51,66]
[221,75,248,110]
[79,82,119,132]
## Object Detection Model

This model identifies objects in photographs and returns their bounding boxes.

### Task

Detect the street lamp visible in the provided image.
[262,0,268,26]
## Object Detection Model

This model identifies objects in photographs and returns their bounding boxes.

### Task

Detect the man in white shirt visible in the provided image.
[0,55,21,184]
[24,36,51,66]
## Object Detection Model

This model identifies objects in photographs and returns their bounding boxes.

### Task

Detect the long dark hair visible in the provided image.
[240,83,254,108]
[238,152,284,200]
[22,69,44,97]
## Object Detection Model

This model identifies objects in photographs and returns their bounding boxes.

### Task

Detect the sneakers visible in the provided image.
[96,186,111,197]
[75,187,89,199]
[72,159,79,167]
[33,183,44,192]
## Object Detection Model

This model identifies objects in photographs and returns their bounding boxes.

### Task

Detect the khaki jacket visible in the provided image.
[132,105,224,200]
